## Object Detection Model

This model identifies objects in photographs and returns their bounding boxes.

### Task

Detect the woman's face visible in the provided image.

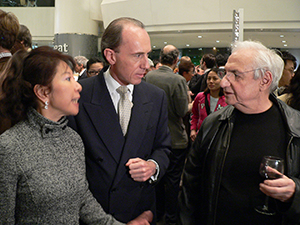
[207,71,221,92]
[43,61,82,121]
[87,62,104,77]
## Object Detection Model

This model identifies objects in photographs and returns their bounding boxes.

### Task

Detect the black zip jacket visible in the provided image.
[179,94,300,225]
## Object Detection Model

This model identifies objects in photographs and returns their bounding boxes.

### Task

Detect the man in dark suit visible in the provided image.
[68,17,171,224]
[74,55,88,81]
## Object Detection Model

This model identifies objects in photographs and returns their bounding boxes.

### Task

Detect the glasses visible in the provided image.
[225,68,263,81]
[88,70,101,75]
[284,68,295,74]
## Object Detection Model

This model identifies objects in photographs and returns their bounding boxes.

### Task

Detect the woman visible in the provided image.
[190,67,227,141]
[278,66,300,111]
[0,47,151,224]
[87,57,104,77]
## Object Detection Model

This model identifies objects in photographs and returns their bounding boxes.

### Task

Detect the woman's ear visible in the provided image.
[104,48,117,65]
[33,84,49,103]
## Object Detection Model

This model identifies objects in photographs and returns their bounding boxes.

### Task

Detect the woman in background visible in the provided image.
[87,57,104,78]
[190,67,227,141]
[0,46,151,225]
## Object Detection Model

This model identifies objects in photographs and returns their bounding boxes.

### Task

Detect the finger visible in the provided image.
[126,157,142,166]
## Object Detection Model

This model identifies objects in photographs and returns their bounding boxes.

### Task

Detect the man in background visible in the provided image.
[189,53,216,99]
[145,45,189,225]
[274,51,297,96]
[74,55,88,81]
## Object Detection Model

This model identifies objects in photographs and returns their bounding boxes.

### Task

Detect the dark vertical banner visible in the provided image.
[54,33,98,59]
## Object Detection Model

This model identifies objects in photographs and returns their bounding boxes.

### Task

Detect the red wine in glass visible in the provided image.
[255,156,284,215]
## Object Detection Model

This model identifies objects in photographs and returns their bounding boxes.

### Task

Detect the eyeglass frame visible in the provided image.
[224,68,265,81]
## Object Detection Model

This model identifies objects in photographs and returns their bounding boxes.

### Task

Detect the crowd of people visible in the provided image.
[0,8,300,225]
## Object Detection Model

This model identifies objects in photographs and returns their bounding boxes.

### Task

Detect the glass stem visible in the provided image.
[263,196,269,211]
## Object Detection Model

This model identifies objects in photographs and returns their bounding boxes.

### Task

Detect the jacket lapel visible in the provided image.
[82,74,125,163]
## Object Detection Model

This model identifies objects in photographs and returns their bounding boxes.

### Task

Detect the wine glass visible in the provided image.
[255,156,284,215]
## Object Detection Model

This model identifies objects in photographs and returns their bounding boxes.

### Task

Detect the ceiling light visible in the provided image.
[186,44,190,47]
[198,36,202,38]
[198,48,202,50]
[284,44,288,47]
[280,35,284,38]
[216,40,220,43]
[282,40,286,43]
[213,47,216,50]
[153,46,156,48]
[164,42,167,44]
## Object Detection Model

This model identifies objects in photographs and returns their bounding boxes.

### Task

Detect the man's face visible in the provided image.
[278,60,294,87]
[74,63,83,73]
[109,25,151,86]
[221,50,262,113]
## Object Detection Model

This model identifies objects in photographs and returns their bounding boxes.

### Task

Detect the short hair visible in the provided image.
[202,53,216,68]
[86,57,104,71]
[101,17,144,63]
[0,46,75,125]
[178,60,194,75]
[74,55,88,68]
[0,9,19,50]
[160,46,180,66]
[231,40,284,92]
[286,66,300,110]
[17,24,32,48]
[280,51,297,70]
[216,53,229,67]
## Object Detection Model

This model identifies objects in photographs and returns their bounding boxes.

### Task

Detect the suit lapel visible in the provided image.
[82,74,125,163]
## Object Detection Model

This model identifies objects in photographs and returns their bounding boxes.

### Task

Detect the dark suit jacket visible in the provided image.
[68,67,171,223]
[78,69,88,80]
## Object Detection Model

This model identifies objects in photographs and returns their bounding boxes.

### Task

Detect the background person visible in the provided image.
[0,46,152,225]
[86,57,104,77]
[278,66,300,111]
[68,17,171,224]
[74,55,88,81]
[190,67,227,142]
[145,44,189,224]
[10,24,32,54]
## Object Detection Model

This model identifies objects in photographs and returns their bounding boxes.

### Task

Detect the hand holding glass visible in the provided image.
[255,156,284,215]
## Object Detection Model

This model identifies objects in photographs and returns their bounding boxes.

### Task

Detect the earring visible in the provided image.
[44,101,48,110]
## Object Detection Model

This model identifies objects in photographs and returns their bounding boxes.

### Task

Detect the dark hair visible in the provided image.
[87,57,104,71]
[101,17,144,63]
[178,60,194,75]
[0,9,19,50]
[204,67,224,96]
[286,66,300,111]
[215,53,229,67]
[280,51,297,69]
[160,47,180,66]
[17,24,32,48]
[202,53,216,69]
[0,46,75,126]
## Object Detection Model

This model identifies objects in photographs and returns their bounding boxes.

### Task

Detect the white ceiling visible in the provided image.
[148,29,300,50]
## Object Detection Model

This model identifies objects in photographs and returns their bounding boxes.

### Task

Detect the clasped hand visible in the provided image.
[259,166,295,202]
[126,158,156,182]
[127,210,153,225]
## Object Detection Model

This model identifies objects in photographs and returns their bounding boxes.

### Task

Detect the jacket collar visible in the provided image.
[219,94,300,138]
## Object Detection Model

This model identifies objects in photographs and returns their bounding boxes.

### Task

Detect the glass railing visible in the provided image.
[0,0,54,7]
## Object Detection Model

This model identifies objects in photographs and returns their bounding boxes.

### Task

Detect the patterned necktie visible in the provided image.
[116,86,133,135]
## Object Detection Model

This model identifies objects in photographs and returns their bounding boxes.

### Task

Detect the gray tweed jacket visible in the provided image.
[0,108,123,225]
